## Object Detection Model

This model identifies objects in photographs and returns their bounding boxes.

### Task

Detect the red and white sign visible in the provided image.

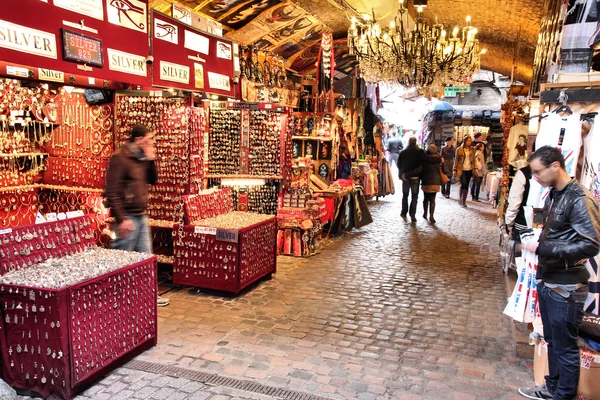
[54,0,104,20]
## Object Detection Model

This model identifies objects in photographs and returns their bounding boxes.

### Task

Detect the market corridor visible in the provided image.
[53,192,531,400]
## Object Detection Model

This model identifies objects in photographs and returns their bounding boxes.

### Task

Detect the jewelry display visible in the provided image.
[0,216,96,274]
[191,211,274,229]
[219,181,279,215]
[182,188,234,224]
[208,109,241,175]
[172,216,276,293]
[115,94,205,223]
[0,247,157,399]
[0,248,150,288]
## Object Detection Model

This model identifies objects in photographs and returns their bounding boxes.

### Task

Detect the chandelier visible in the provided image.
[347,0,486,91]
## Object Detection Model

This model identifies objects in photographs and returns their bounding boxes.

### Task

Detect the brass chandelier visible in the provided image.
[347,0,486,92]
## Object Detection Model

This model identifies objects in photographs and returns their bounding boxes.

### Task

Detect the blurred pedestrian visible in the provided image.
[421,144,443,223]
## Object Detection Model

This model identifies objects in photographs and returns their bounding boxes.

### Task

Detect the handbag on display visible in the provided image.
[580,313,600,343]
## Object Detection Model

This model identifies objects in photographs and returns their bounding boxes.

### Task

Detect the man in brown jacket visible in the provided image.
[105,124,168,306]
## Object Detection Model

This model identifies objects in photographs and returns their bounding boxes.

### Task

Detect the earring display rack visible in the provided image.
[115,94,205,224]
[0,216,158,399]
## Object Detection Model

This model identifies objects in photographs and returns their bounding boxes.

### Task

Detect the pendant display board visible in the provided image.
[207,102,292,215]
[114,93,205,223]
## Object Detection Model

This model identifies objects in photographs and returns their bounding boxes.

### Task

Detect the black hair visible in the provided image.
[130,124,152,143]
[529,145,565,169]
[445,137,453,143]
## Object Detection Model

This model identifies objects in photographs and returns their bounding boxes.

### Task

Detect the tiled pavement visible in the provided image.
[20,184,534,400]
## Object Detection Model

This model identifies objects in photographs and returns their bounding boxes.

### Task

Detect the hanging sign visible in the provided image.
[0,0,150,87]
[216,41,232,60]
[61,29,103,67]
[208,71,230,91]
[172,2,192,25]
[184,30,209,55]
[444,86,471,98]
[151,10,234,95]
[106,0,147,32]
[154,18,178,44]
[159,61,189,84]
[0,20,57,59]
[107,48,147,76]
[53,0,104,20]
[38,67,64,82]
[194,63,204,88]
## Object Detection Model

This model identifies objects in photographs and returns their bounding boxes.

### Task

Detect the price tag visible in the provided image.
[46,213,58,222]
[264,103,272,109]
[35,212,47,224]
[66,211,79,219]
[57,213,67,220]
[194,226,216,235]
[0,228,13,235]
[74,210,85,217]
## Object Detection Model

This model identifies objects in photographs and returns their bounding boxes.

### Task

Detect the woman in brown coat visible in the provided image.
[421,144,443,223]
[453,136,476,207]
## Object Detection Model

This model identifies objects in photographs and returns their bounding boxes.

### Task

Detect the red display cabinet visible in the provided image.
[173,217,277,293]
[0,218,158,399]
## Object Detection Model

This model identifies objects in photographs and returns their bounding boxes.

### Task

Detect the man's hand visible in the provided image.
[118,219,135,239]
[518,240,538,254]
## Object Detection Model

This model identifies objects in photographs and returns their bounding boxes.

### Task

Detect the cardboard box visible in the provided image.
[579,350,600,400]
[533,343,600,400]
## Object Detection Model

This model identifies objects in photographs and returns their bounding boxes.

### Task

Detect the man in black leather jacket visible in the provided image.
[398,137,425,223]
[519,146,600,400]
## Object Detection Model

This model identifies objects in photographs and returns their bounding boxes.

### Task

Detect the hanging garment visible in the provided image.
[527,112,582,208]
[583,116,600,315]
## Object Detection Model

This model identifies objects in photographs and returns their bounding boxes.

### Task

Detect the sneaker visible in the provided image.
[518,385,553,400]
[157,295,169,307]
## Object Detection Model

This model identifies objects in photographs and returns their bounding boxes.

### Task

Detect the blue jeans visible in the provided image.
[538,282,588,400]
[111,215,152,254]
[401,179,420,218]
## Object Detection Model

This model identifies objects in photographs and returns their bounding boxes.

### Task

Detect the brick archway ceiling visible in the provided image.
[149,0,543,84]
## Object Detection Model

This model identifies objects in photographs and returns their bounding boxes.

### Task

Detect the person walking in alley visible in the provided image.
[441,137,455,198]
[471,142,486,201]
[385,131,404,171]
[398,137,425,222]
[421,144,443,223]
[453,135,475,207]
[105,124,169,307]
[518,146,600,400]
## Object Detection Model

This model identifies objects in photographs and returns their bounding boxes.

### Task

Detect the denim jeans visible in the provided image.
[460,170,473,190]
[111,214,152,254]
[401,179,420,217]
[471,176,482,199]
[538,282,588,400]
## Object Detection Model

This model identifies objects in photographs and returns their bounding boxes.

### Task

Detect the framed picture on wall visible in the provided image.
[318,141,332,160]
[304,140,318,159]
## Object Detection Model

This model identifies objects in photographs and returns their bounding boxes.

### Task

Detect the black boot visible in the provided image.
[430,198,436,223]
[422,198,428,220]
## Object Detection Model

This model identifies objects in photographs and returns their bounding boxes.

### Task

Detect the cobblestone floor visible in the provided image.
[20,184,534,400]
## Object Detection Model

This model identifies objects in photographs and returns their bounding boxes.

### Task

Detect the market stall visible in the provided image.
[0,217,157,399]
